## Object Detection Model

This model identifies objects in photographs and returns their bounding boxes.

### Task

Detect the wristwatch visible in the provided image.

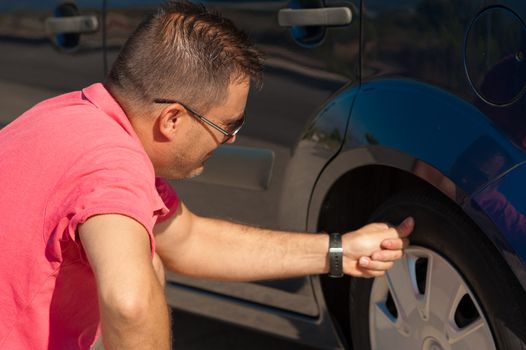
[328,232,344,278]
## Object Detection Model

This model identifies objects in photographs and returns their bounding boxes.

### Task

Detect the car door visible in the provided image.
[105,0,359,316]
[0,1,104,126]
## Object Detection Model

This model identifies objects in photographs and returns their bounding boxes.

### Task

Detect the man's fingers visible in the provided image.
[345,217,414,277]
[395,216,414,238]
[381,238,401,250]
[358,271,385,278]
[351,263,385,278]
[380,237,411,250]
[356,266,387,278]
[379,217,414,249]
[371,249,403,262]
[358,257,394,271]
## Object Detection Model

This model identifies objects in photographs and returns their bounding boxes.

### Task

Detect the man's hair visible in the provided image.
[106,1,263,111]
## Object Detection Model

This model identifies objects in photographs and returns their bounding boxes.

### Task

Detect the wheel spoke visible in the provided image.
[385,255,418,321]
[371,326,414,350]
[427,256,466,322]
[372,298,397,327]
[370,300,415,350]
[449,318,496,350]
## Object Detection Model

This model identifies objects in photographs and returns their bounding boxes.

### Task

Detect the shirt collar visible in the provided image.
[81,83,141,143]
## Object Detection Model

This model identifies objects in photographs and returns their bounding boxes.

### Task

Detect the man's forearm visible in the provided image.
[154,204,412,280]
[157,216,329,281]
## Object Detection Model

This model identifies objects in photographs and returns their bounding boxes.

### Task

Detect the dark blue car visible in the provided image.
[1,1,526,349]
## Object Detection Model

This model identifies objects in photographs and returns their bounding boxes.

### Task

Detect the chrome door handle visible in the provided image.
[278,7,352,27]
[45,15,99,35]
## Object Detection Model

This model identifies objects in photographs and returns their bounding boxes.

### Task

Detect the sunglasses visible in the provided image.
[154,98,245,143]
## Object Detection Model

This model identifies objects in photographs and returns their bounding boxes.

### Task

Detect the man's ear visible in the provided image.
[156,104,186,141]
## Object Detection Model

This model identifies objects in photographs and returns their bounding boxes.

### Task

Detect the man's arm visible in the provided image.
[154,202,413,281]
[79,214,170,350]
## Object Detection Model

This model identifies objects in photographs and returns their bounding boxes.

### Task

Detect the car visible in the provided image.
[1,1,526,349]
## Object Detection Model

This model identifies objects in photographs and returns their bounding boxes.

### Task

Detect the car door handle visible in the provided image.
[45,15,99,35]
[278,7,352,27]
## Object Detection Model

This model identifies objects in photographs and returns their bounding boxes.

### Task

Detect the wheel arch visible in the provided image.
[311,158,442,347]
[308,147,525,347]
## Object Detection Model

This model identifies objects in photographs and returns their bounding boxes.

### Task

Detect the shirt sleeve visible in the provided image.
[154,177,180,224]
[64,147,167,256]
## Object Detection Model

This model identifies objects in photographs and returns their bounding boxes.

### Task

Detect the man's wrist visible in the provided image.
[328,232,344,278]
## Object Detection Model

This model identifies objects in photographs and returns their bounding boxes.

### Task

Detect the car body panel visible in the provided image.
[347,78,526,193]
[165,276,346,350]
[0,1,104,126]
[308,0,526,297]
[279,85,359,231]
[472,162,526,286]
[339,0,526,290]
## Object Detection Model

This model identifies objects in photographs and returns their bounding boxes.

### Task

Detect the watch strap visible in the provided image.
[328,232,344,278]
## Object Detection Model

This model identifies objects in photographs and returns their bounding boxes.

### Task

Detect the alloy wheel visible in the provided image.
[369,246,496,350]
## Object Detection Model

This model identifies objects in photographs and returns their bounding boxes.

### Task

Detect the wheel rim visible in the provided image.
[369,246,496,350]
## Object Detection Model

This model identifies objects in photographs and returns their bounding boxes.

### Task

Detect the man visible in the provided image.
[0,2,413,349]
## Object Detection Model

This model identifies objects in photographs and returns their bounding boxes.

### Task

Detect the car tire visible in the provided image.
[349,191,526,350]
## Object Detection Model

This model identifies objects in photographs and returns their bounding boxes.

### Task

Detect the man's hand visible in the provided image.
[342,217,414,278]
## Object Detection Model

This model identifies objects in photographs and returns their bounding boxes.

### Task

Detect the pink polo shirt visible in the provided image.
[0,83,179,349]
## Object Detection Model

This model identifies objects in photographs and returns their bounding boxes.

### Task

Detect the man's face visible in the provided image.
[158,78,250,180]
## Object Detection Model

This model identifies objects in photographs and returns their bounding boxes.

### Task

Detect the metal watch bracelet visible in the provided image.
[328,232,344,278]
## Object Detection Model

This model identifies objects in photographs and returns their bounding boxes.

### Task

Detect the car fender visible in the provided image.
[278,84,360,232]
[308,78,526,288]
